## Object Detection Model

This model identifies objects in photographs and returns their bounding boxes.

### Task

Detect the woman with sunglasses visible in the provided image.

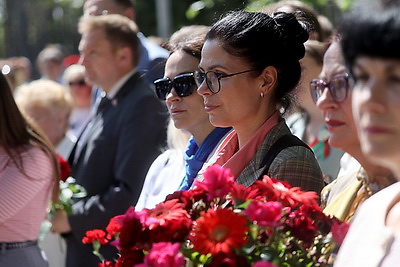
[333,1,400,265]
[314,36,395,222]
[136,25,231,209]
[196,10,324,193]
[62,64,93,139]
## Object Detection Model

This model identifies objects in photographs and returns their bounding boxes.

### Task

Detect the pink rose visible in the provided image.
[194,164,234,201]
[144,242,185,267]
[245,201,282,226]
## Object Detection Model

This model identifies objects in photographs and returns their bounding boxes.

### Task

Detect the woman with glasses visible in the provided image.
[333,0,400,265]
[62,64,93,139]
[286,40,344,183]
[195,10,324,193]
[314,37,395,222]
[135,25,231,209]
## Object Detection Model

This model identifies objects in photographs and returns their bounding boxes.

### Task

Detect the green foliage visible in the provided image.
[246,0,276,11]
[181,246,212,266]
[336,0,353,10]
[186,0,349,22]
[0,0,353,73]
[92,240,106,262]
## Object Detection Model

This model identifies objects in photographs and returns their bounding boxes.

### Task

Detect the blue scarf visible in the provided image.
[178,127,232,190]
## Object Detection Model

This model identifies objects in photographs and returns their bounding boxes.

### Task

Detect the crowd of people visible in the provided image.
[0,0,399,266]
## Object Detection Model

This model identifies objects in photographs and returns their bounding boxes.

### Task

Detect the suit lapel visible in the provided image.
[69,72,143,168]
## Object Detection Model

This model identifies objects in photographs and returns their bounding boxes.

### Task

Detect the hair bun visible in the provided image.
[271,12,309,61]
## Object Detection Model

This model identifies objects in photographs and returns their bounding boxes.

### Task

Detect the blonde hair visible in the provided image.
[15,79,73,120]
[166,119,190,154]
[62,64,86,84]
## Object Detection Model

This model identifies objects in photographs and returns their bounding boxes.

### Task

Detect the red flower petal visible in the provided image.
[190,209,248,256]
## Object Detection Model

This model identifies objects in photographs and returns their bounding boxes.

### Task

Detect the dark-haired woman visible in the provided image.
[196,10,324,192]
[333,0,400,265]
[0,72,60,266]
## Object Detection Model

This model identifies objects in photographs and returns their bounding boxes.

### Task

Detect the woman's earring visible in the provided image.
[260,92,264,98]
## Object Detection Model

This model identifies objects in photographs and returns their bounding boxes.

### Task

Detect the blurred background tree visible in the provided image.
[0,0,352,79]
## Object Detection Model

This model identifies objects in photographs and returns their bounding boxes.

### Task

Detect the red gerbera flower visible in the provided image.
[230,182,264,206]
[142,199,191,230]
[140,199,192,243]
[253,175,318,207]
[190,209,249,256]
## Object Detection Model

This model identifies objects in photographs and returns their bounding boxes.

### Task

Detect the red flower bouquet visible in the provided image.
[83,165,348,267]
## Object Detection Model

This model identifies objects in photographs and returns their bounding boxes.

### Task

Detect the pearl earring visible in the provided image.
[260,92,264,98]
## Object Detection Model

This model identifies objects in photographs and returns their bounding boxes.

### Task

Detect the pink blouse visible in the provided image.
[0,146,54,242]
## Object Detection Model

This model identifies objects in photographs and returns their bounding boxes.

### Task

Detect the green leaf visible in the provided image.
[337,0,353,10]
[186,1,205,20]
[235,199,252,209]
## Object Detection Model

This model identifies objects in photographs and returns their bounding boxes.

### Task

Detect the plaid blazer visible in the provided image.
[236,119,324,194]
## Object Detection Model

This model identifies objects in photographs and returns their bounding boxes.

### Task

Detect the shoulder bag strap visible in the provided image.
[259,134,312,179]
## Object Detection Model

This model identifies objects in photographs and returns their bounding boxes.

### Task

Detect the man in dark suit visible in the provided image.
[50,14,167,266]
[84,0,169,85]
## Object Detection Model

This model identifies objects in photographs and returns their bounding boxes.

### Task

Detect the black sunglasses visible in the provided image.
[154,73,197,100]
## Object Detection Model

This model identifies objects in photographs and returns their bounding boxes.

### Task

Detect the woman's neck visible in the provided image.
[191,124,216,147]
[235,109,277,149]
[353,150,395,185]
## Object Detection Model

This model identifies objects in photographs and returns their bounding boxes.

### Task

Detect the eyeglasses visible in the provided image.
[69,80,86,87]
[194,69,258,94]
[310,74,350,103]
[153,73,197,100]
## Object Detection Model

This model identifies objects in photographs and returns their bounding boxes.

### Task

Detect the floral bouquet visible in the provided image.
[40,155,87,240]
[49,154,87,217]
[82,165,349,266]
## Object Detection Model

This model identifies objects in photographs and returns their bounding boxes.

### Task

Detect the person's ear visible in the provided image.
[117,47,133,67]
[124,8,136,22]
[259,66,278,97]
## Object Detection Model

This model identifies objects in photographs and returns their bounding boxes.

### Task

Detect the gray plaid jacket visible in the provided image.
[236,119,324,194]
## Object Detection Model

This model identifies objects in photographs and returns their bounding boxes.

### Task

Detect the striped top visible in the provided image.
[0,146,54,242]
